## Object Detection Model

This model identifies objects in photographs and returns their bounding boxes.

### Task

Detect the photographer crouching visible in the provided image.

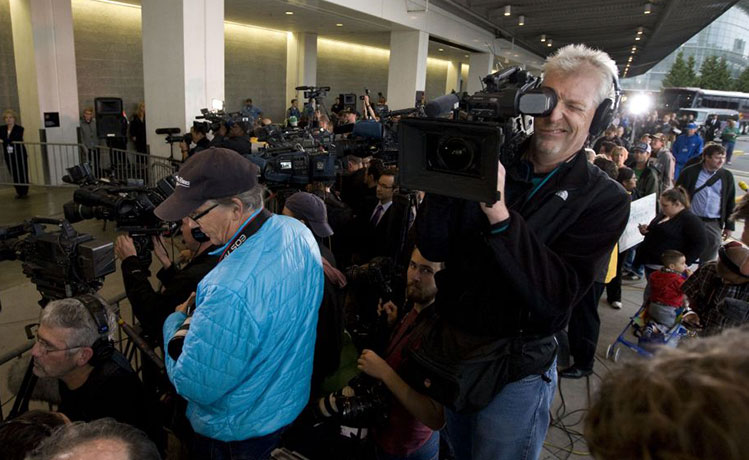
[154,148,324,459]
[411,44,630,459]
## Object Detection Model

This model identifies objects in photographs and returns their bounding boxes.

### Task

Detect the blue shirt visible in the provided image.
[690,167,722,219]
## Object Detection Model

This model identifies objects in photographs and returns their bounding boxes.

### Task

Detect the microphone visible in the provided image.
[739,181,748,192]
[155,127,181,135]
[424,93,460,118]
[295,86,314,91]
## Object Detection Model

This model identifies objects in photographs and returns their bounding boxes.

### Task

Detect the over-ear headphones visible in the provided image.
[588,74,622,138]
[74,294,114,367]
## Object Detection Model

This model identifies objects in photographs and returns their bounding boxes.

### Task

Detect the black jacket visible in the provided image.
[416,150,630,339]
[676,164,735,231]
[121,248,218,341]
[634,209,707,266]
[188,137,211,157]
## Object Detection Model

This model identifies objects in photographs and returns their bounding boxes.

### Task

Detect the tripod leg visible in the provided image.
[8,358,38,419]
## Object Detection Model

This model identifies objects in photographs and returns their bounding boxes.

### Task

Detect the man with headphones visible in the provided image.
[414,44,630,460]
[29,296,163,449]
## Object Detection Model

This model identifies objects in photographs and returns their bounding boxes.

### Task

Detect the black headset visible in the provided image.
[191,227,210,243]
[74,294,115,367]
[588,74,622,138]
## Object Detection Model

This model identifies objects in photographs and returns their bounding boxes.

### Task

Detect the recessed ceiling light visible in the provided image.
[518,15,525,26]
[513,54,519,57]
[635,36,641,41]
[644,3,652,14]
[464,54,470,58]
[504,5,511,16]
[540,34,546,42]
[637,26,644,35]
[285,11,294,15]
[547,39,553,47]
[438,48,444,52]
[336,23,343,27]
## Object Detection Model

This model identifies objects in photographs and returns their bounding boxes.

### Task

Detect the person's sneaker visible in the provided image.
[622,273,641,281]
[610,301,622,309]
[559,365,593,379]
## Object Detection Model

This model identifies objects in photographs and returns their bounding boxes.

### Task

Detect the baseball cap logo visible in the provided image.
[175,175,191,188]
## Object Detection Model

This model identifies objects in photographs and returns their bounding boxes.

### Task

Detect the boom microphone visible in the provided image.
[386,107,419,117]
[424,93,461,118]
[154,128,181,135]
[739,181,748,192]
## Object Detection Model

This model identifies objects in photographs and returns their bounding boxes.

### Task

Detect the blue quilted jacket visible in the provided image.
[163,213,323,441]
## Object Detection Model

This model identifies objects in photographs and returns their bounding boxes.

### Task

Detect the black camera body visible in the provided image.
[0,219,115,303]
[398,67,556,204]
[62,164,177,268]
[316,375,390,428]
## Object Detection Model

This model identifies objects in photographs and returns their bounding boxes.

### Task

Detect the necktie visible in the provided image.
[370,204,384,226]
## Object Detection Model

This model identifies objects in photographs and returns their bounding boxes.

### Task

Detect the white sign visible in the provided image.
[619,193,657,252]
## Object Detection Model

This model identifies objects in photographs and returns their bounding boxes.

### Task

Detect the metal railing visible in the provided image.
[1,142,180,188]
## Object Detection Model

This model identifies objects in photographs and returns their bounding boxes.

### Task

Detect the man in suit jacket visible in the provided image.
[676,144,735,264]
[361,168,402,262]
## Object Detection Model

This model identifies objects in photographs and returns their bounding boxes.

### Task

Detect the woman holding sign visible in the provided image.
[635,187,707,280]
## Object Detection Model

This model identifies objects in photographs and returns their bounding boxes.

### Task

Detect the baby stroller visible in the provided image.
[606,304,693,361]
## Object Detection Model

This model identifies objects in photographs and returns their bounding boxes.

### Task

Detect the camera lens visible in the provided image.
[436,137,475,172]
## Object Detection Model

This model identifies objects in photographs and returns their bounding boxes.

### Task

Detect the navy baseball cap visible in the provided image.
[686,123,698,130]
[632,142,649,153]
[155,148,259,222]
[284,192,333,238]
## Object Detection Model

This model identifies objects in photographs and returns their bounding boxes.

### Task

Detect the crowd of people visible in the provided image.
[2,42,749,460]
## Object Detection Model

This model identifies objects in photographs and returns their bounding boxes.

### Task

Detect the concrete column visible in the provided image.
[386,30,429,110]
[10,0,80,184]
[142,0,224,158]
[445,61,459,94]
[285,32,317,109]
[467,52,494,95]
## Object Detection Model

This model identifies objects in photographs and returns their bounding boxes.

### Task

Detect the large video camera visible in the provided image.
[244,85,338,188]
[399,66,557,204]
[61,163,177,268]
[0,218,115,304]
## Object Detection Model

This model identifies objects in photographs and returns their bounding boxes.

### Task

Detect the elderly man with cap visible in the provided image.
[671,122,703,179]
[155,148,324,459]
[282,192,346,395]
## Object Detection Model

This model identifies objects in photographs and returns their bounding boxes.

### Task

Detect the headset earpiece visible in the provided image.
[74,294,114,367]
[589,74,622,138]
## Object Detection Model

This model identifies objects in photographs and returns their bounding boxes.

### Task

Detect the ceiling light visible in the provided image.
[547,39,553,47]
[285,11,294,15]
[637,26,644,35]
[635,36,641,41]
[438,48,444,52]
[336,23,343,27]
[518,15,525,26]
[540,34,546,42]
[644,3,652,14]
[504,5,511,16]
[464,54,470,58]
[513,54,519,57]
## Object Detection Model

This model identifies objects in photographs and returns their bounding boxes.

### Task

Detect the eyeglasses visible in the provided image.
[35,335,84,355]
[188,203,219,224]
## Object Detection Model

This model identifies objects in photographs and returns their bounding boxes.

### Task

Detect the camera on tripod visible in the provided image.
[0,218,115,304]
[61,163,177,268]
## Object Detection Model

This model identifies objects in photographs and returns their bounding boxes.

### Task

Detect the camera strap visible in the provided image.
[218,208,272,262]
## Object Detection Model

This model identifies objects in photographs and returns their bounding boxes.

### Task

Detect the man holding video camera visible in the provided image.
[155,148,324,459]
[414,45,629,460]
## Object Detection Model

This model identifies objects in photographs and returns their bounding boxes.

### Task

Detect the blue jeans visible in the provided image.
[192,427,285,460]
[378,431,440,460]
[445,357,557,460]
[724,141,736,162]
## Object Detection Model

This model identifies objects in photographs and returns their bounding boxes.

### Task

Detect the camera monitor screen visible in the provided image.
[399,118,503,204]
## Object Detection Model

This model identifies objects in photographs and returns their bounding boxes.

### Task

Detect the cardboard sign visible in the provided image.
[619,193,657,252]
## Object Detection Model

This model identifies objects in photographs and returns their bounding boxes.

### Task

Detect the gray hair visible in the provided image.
[39,297,115,351]
[210,183,268,212]
[543,44,618,107]
[27,418,160,460]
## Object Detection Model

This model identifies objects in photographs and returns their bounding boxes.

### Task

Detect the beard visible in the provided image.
[407,282,437,306]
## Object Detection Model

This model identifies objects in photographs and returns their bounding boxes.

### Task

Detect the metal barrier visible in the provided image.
[0,142,179,188]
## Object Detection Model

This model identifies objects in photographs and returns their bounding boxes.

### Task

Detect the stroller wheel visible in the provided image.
[606,344,615,360]
[612,348,621,362]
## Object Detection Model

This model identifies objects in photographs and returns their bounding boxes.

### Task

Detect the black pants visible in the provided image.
[568,282,605,371]
[605,250,625,303]
[4,149,29,196]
